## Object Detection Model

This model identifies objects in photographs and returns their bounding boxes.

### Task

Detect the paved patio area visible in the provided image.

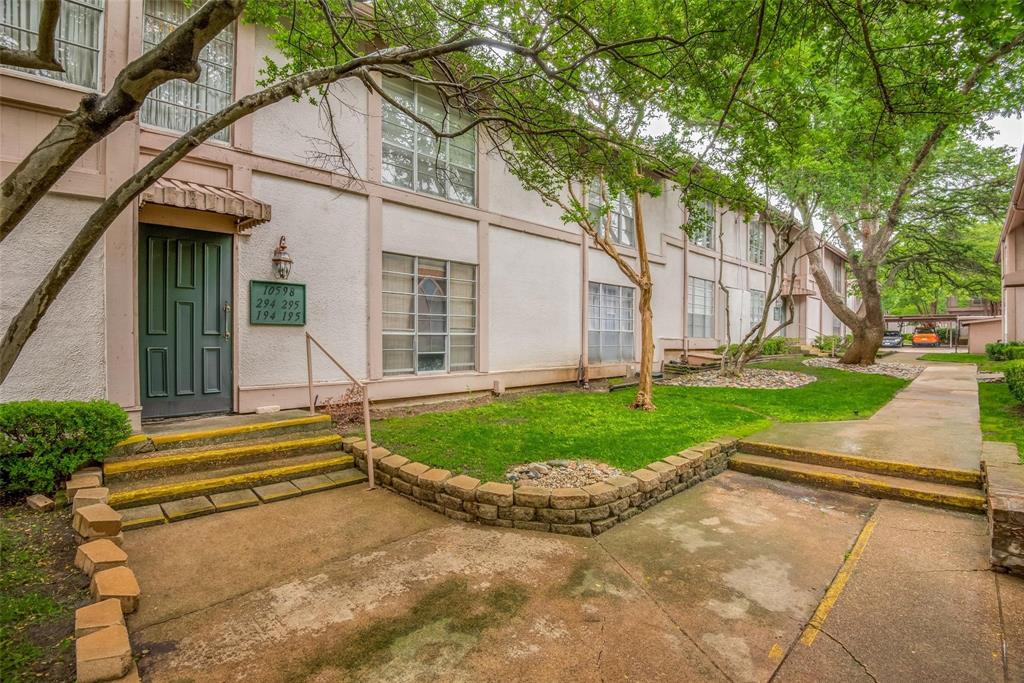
[124,471,1022,682]
[751,361,982,471]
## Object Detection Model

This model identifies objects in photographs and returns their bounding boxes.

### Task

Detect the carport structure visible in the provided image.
[883,313,996,351]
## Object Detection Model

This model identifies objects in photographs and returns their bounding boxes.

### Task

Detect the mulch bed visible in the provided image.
[659,367,817,389]
[802,357,924,380]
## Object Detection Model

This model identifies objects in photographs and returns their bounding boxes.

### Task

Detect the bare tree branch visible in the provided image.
[0,0,62,71]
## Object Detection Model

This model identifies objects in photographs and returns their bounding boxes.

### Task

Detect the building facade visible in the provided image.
[1000,148,1024,343]
[0,1,848,430]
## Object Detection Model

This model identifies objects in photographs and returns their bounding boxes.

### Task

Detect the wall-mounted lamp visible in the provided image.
[272,236,293,280]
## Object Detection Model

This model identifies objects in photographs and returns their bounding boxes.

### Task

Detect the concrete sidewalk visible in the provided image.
[751,363,982,471]
[122,471,1023,682]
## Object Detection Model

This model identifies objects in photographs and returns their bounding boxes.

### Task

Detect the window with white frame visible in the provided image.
[689,199,715,249]
[772,297,785,323]
[381,76,476,204]
[750,289,765,327]
[1,0,104,89]
[832,315,843,336]
[588,282,634,364]
[588,181,636,247]
[382,253,476,375]
[748,221,766,265]
[140,0,235,142]
[687,276,715,338]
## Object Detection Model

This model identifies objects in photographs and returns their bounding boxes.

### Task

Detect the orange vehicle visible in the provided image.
[911,327,941,347]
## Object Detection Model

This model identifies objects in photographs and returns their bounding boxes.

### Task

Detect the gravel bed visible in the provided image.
[660,367,817,389]
[505,460,622,488]
[802,357,924,379]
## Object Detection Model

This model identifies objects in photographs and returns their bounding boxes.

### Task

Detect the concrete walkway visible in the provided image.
[751,361,982,471]
[122,472,1024,682]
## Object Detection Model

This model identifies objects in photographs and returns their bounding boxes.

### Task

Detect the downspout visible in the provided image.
[580,228,589,385]
[681,202,689,364]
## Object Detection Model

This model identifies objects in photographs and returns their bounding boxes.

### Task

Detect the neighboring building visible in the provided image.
[1000,147,1024,343]
[0,1,848,430]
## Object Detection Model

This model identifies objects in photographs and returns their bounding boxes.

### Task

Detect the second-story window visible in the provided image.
[381,76,477,205]
[141,0,235,142]
[588,181,636,248]
[689,200,715,249]
[832,259,845,292]
[748,221,766,265]
[1,0,104,89]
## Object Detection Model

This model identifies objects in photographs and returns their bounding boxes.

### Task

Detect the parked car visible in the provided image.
[881,331,904,348]
[911,328,941,347]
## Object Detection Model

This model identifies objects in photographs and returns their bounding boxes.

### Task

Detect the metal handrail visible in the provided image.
[305,332,375,489]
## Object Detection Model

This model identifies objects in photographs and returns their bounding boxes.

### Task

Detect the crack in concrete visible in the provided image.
[818,627,879,683]
[593,535,736,683]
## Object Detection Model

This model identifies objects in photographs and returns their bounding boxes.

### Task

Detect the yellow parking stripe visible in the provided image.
[800,515,878,647]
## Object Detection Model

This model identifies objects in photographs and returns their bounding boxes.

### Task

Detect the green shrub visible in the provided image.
[714,337,789,360]
[813,335,852,353]
[0,400,130,496]
[760,337,789,356]
[1008,347,1024,361]
[1006,361,1024,403]
[986,342,1024,361]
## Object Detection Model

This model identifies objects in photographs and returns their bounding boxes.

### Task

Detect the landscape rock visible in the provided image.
[75,624,132,683]
[25,494,54,511]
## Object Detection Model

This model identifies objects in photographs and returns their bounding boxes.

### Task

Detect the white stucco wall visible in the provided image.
[382,202,478,264]
[0,195,107,401]
[486,153,569,228]
[489,228,580,370]
[251,29,368,177]
[238,174,369,387]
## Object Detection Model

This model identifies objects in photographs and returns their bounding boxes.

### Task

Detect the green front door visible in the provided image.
[139,224,233,418]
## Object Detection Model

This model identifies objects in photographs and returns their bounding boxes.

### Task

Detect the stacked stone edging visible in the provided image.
[62,469,142,682]
[982,441,1024,576]
[349,437,738,537]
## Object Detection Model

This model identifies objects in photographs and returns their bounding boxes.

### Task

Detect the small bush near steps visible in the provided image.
[1005,361,1024,404]
[0,400,130,497]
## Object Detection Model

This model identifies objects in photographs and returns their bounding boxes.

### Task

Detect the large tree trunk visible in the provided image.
[631,189,655,411]
[841,322,883,364]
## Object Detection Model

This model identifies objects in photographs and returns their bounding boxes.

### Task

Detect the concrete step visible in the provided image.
[729,453,986,513]
[739,440,983,489]
[116,467,367,529]
[141,412,333,451]
[103,433,345,481]
[107,451,355,509]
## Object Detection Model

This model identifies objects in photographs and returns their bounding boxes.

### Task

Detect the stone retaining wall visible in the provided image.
[982,441,1024,576]
[349,437,738,537]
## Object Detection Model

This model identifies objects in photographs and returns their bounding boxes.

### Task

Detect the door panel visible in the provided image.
[140,224,232,418]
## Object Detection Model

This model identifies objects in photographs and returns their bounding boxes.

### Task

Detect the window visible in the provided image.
[832,259,845,292]
[141,0,234,142]
[588,181,636,247]
[772,298,785,322]
[382,253,476,375]
[1,0,104,89]
[588,282,634,363]
[750,289,765,326]
[381,76,476,204]
[689,200,715,249]
[832,315,843,336]
[687,276,715,338]
[748,221,766,265]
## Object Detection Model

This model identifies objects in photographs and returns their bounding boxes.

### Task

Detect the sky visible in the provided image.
[986,115,1024,155]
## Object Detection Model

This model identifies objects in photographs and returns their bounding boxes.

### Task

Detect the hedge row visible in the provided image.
[0,400,130,497]
[985,341,1024,361]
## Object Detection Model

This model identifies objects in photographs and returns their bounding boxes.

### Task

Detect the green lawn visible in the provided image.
[917,353,1008,371]
[369,360,908,480]
[979,382,1024,462]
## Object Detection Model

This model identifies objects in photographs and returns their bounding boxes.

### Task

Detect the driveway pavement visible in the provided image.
[124,471,1023,682]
